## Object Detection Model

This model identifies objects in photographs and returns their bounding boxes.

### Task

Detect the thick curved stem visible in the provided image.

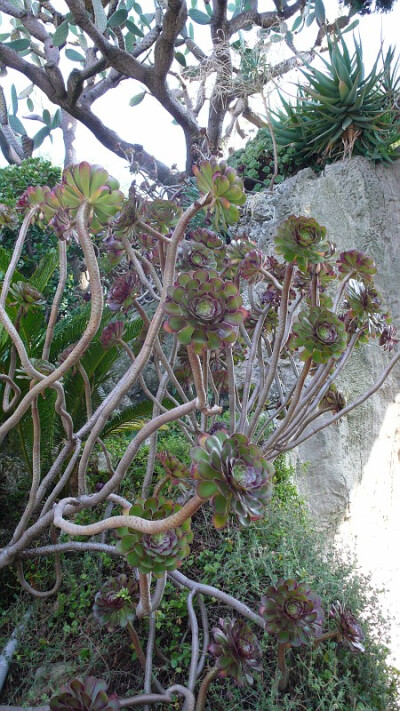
[42,240,67,360]
[53,494,204,537]
[195,668,219,711]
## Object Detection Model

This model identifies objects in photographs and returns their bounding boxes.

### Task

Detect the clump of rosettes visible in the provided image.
[49,676,118,711]
[274,215,332,270]
[191,431,274,528]
[163,269,247,354]
[292,306,347,363]
[93,574,139,631]
[193,158,246,228]
[209,618,262,686]
[260,579,324,646]
[329,601,365,653]
[117,497,193,577]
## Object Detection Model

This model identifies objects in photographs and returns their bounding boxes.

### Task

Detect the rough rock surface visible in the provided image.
[238,156,400,528]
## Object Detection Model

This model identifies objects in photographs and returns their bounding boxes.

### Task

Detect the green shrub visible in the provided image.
[0,158,61,205]
[228,128,307,192]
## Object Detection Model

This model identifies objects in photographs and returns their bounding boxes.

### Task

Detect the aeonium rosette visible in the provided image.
[163,269,247,354]
[274,215,333,271]
[329,601,365,653]
[191,431,274,528]
[260,579,324,646]
[117,497,193,577]
[292,306,347,363]
[193,158,246,229]
[209,618,262,686]
[49,677,118,711]
[93,574,139,631]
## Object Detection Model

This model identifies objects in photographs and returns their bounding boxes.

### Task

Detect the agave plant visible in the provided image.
[93,574,140,631]
[330,601,365,652]
[260,579,324,646]
[49,677,118,711]
[191,431,274,528]
[274,215,332,271]
[163,269,247,354]
[272,36,400,165]
[117,497,193,576]
[209,618,262,686]
[193,158,246,229]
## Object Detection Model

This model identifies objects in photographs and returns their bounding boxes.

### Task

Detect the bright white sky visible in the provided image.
[1,0,400,185]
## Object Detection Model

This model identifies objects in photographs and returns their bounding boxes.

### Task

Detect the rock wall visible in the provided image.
[239,157,400,528]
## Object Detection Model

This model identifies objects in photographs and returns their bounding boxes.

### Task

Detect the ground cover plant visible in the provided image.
[0,158,399,708]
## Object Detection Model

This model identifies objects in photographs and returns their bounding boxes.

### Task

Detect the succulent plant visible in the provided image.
[117,497,193,576]
[191,431,274,528]
[60,163,124,234]
[177,240,217,272]
[163,269,247,354]
[239,248,270,284]
[100,321,126,349]
[379,324,399,351]
[193,158,246,229]
[143,198,182,232]
[260,579,324,646]
[209,618,262,686]
[41,164,124,235]
[272,36,400,165]
[49,676,118,711]
[292,306,348,363]
[337,250,377,282]
[9,281,45,312]
[106,271,140,313]
[329,601,365,653]
[319,385,346,413]
[157,450,191,484]
[344,279,384,331]
[93,574,139,631]
[274,216,332,271]
[188,227,224,252]
[102,232,125,266]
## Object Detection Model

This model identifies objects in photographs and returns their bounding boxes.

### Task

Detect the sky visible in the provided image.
[1,0,400,185]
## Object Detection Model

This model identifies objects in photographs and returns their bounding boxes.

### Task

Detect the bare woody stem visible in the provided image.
[277,642,290,691]
[195,668,219,711]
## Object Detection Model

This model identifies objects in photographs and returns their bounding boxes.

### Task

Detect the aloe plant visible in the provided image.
[273,36,400,165]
